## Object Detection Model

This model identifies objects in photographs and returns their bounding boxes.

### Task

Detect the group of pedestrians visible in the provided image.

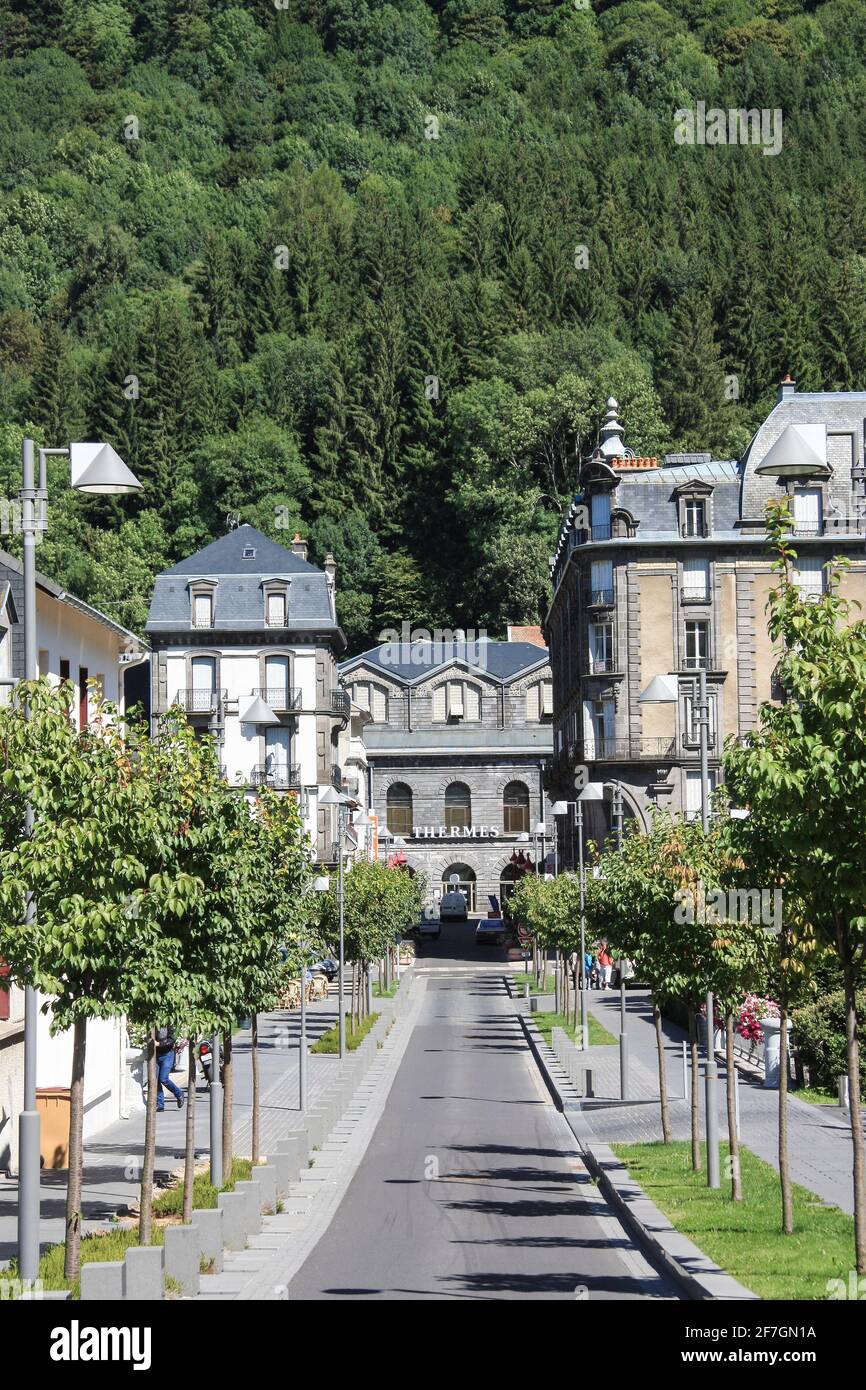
[581,940,623,991]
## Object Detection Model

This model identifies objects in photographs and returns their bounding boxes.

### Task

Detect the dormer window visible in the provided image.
[683,498,707,537]
[243,545,256,559]
[263,582,289,628]
[191,588,214,628]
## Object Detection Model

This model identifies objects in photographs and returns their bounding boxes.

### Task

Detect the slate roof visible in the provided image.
[146,524,341,638]
[341,638,550,686]
[615,458,743,539]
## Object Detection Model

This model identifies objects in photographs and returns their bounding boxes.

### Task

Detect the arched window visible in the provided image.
[444,781,472,830]
[386,783,413,835]
[503,780,530,834]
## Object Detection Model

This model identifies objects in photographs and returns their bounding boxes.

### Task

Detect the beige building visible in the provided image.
[544,380,866,863]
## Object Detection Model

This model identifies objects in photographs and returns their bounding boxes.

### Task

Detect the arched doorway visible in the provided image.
[441,862,476,912]
[499,862,523,904]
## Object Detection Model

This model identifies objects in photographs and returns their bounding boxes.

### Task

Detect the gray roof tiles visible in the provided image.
[341,639,550,685]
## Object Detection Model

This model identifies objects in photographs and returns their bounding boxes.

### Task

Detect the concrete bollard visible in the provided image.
[263,1152,292,1198]
[217,1190,248,1251]
[280,1130,309,1167]
[123,1244,164,1301]
[80,1261,125,1301]
[190,1208,224,1274]
[164,1224,200,1296]
[274,1138,302,1181]
[235,1179,263,1235]
[303,1111,326,1149]
[252,1162,277,1213]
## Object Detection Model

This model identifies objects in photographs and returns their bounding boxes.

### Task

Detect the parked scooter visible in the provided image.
[198,1039,214,1088]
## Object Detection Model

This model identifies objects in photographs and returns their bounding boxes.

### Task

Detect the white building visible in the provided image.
[0,549,148,1175]
[145,524,349,861]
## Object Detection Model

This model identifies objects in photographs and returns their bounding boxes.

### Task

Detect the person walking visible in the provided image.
[155,1025,185,1112]
[597,941,614,991]
[583,948,595,990]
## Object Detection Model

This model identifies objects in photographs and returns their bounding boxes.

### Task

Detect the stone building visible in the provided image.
[544,380,866,864]
[340,629,556,912]
[145,523,349,861]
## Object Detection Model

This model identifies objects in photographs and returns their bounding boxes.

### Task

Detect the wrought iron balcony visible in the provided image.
[681,586,710,604]
[585,587,615,608]
[586,656,617,675]
[681,522,709,538]
[251,763,301,789]
[587,737,677,761]
[331,763,344,790]
[252,686,302,710]
[681,655,710,671]
[331,689,351,718]
[174,688,226,714]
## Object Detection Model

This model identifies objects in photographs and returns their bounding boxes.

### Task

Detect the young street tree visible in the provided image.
[726,502,866,1270]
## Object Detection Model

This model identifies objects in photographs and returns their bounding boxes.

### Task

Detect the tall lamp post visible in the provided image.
[17,438,142,1281]
[319,785,350,1058]
[639,670,720,1187]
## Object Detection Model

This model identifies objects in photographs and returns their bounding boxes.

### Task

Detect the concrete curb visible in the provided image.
[517,1009,759,1303]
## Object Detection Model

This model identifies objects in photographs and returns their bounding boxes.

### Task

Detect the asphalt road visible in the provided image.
[289,922,679,1301]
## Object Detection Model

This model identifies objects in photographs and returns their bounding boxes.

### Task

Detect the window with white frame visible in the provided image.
[685,769,717,821]
[792,488,823,537]
[193,591,213,628]
[591,493,612,541]
[588,622,613,673]
[682,497,708,537]
[682,689,717,748]
[526,680,553,721]
[589,558,613,605]
[682,556,710,601]
[684,620,709,670]
[266,590,287,626]
[792,555,824,600]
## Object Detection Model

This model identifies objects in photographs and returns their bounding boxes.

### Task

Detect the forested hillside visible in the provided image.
[1,0,865,645]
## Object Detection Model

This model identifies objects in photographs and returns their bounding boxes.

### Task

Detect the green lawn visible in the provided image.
[789,1086,840,1107]
[611,1141,855,1301]
[531,1009,617,1047]
[372,981,399,999]
[511,972,554,993]
[0,1156,252,1296]
[311,1011,379,1053]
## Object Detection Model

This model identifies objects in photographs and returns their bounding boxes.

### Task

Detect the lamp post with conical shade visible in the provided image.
[17,438,143,1280]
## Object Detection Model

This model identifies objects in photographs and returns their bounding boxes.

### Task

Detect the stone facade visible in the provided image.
[340,637,556,912]
[544,383,866,868]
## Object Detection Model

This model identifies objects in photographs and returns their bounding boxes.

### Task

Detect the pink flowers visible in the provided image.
[737,992,780,1044]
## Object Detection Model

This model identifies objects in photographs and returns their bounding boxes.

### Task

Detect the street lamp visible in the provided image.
[319,785,350,1059]
[639,670,720,1188]
[18,437,142,1281]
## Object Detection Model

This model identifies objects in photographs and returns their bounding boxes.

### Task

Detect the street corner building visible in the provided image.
[339,628,558,912]
[545,380,866,865]
[144,523,351,862]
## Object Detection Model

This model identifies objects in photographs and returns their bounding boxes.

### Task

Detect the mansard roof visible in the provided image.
[341,638,550,687]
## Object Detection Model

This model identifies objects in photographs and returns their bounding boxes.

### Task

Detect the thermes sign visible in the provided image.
[413,826,500,838]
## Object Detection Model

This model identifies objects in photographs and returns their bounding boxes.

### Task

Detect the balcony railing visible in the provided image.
[191,614,214,628]
[585,587,615,608]
[175,688,226,714]
[587,737,677,761]
[331,763,344,790]
[681,522,709,538]
[253,686,302,710]
[331,689,351,718]
[251,763,301,789]
[586,656,617,674]
[681,586,710,604]
[681,655,710,671]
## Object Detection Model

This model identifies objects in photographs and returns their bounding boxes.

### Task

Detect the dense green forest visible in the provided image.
[1,0,865,646]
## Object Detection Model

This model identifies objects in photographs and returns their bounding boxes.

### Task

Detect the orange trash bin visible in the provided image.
[36,1087,71,1170]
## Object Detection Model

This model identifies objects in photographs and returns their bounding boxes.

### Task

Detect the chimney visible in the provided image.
[324,552,337,620]
[291,532,308,561]
[507,624,546,648]
[777,373,796,404]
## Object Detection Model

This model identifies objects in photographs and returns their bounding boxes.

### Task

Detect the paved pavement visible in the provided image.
[287,926,679,1301]
[0,990,342,1267]
[575,987,861,1216]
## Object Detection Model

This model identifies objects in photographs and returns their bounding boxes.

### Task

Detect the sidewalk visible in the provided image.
[569,987,860,1217]
[0,990,343,1267]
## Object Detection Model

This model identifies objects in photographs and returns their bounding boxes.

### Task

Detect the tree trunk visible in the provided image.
[182,1036,196,1223]
[63,1017,87,1280]
[842,954,866,1274]
[688,1005,701,1171]
[221,1030,233,1177]
[779,1007,794,1234]
[725,1012,742,1201]
[251,1015,260,1167]
[653,1002,672,1145]
[139,1029,158,1245]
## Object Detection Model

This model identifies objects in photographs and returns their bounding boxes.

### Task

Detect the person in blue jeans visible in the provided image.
[155,1026,185,1112]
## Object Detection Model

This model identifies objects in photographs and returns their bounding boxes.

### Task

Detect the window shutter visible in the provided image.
[526,684,540,721]
[432,684,446,721]
[541,681,553,716]
[372,685,387,722]
[465,684,480,720]
[355,682,370,712]
[448,681,464,717]
[683,556,710,598]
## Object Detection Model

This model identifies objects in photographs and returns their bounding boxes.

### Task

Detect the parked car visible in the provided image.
[475,919,506,947]
[440,889,468,921]
[311,958,338,981]
[414,918,441,942]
